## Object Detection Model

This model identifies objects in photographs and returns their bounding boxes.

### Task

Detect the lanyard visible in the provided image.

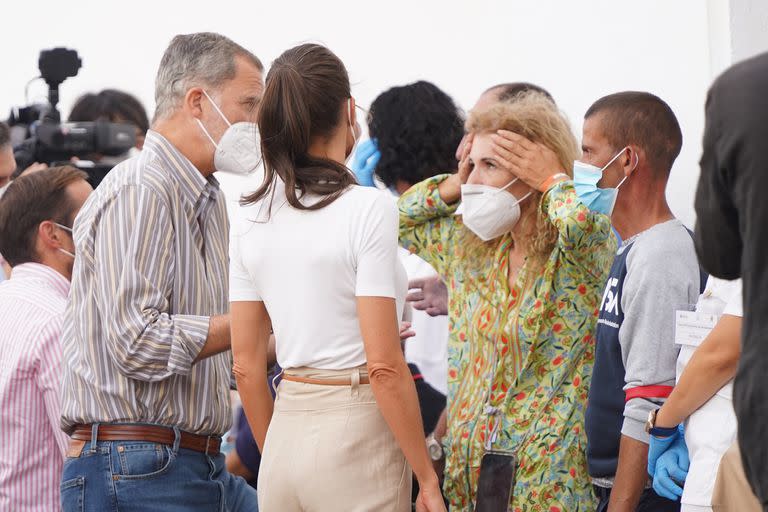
[483,404,502,451]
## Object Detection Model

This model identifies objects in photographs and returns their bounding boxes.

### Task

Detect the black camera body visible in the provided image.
[8,48,136,186]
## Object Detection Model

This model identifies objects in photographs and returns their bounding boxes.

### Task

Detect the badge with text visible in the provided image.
[675,310,719,347]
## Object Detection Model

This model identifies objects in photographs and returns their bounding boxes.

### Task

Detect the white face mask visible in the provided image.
[460,178,532,242]
[196,90,262,175]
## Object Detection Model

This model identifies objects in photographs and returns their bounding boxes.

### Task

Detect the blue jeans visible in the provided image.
[60,425,257,512]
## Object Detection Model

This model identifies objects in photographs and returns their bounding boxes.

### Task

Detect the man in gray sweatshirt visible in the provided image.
[580,92,703,512]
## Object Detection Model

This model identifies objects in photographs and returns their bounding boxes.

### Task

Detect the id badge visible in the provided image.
[474,451,517,512]
[675,309,719,347]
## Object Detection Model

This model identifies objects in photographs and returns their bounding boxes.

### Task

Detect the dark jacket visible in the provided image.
[693,50,768,503]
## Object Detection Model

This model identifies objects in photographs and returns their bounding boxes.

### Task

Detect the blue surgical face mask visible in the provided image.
[573,147,637,216]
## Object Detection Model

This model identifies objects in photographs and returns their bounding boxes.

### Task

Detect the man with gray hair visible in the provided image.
[59,32,263,511]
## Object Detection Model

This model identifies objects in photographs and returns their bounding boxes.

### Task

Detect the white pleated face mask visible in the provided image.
[460,178,531,242]
[196,90,262,175]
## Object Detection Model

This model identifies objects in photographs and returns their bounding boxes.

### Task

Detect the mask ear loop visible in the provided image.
[202,90,232,127]
[600,146,638,190]
[600,146,630,172]
[468,178,531,217]
[494,177,533,206]
[347,98,358,145]
[196,119,219,149]
[493,177,520,194]
[463,179,520,216]
[196,90,231,150]
[614,149,640,189]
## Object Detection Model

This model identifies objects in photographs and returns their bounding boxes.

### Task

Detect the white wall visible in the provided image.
[0,0,723,226]
[729,0,768,63]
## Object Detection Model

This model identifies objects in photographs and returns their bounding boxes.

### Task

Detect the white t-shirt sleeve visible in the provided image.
[229,217,262,302]
[355,193,399,299]
[723,279,743,317]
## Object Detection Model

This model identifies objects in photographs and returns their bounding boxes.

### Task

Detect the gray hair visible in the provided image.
[153,32,263,120]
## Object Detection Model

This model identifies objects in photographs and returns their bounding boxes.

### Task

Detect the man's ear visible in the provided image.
[37,220,60,250]
[186,87,206,119]
[624,145,642,176]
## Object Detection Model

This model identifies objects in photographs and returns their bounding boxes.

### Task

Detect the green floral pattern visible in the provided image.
[398,175,616,511]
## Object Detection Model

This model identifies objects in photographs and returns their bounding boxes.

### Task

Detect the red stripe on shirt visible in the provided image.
[625,385,674,402]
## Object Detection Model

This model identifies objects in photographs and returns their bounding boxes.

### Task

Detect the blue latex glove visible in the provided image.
[652,435,690,500]
[350,139,380,187]
[647,423,683,477]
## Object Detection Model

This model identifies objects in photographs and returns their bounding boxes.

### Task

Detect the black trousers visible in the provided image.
[593,485,680,512]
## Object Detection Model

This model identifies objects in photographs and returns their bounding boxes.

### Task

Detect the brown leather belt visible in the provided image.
[71,424,221,455]
[281,374,371,386]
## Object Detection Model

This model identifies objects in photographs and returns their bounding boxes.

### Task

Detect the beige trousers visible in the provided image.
[257,366,412,512]
[711,441,762,512]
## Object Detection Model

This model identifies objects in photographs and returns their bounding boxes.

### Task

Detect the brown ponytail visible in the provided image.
[242,43,357,210]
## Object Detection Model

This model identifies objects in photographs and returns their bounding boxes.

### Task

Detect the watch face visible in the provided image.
[428,440,442,460]
[644,409,656,434]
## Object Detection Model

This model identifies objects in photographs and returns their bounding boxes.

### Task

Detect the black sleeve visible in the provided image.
[693,75,743,279]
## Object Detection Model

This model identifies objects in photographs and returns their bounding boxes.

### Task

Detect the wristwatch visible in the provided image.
[426,433,444,461]
[645,408,678,437]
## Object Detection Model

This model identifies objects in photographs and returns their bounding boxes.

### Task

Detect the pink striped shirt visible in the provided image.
[0,263,70,511]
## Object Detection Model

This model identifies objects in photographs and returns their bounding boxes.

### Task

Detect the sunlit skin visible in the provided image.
[581,115,631,189]
[466,133,534,201]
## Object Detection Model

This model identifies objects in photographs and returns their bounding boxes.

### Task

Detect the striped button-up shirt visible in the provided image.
[61,130,232,436]
[0,263,70,511]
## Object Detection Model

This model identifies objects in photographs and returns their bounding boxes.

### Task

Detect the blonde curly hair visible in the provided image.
[466,91,580,262]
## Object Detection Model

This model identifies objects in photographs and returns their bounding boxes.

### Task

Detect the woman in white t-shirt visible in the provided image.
[647,278,756,511]
[229,43,444,512]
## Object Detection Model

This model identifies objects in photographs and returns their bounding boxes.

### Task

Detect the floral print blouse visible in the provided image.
[398,175,616,511]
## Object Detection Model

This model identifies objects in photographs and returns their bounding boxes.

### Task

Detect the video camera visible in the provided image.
[8,48,136,187]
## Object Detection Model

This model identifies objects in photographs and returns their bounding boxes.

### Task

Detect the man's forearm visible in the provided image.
[432,408,447,440]
[608,434,649,512]
[430,408,448,478]
[194,314,231,362]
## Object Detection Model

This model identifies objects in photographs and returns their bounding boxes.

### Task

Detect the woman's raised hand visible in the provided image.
[491,130,563,191]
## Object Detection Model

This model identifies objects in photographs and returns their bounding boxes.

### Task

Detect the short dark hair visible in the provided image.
[368,81,464,187]
[486,82,554,103]
[585,91,682,175]
[69,89,150,134]
[0,166,88,266]
[0,121,10,147]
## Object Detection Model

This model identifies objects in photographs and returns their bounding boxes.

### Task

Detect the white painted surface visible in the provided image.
[728,0,768,63]
[0,0,732,226]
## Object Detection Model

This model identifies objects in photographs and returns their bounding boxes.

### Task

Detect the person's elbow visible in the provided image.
[109,343,177,382]
[232,355,266,391]
[367,359,404,390]
[106,316,200,383]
